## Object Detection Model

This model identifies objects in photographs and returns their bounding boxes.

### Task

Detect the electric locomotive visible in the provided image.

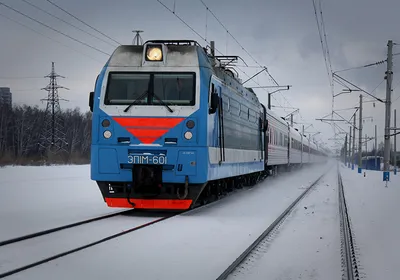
[89,40,269,210]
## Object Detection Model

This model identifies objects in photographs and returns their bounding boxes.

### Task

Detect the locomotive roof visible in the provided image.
[107,44,201,68]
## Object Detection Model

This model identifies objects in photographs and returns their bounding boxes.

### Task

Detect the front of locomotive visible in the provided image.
[89,41,209,210]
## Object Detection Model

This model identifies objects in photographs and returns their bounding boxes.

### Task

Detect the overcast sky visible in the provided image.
[1,0,400,153]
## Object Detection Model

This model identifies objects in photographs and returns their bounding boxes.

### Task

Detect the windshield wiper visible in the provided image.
[152,93,174,113]
[123,90,174,113]
[123,90,148,112]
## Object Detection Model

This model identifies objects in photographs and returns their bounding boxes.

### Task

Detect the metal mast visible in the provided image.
[132,30,144,45]
[38,62,69,154]
[383,40,393,181]
[352,112,356,170]
[358,94,362,173]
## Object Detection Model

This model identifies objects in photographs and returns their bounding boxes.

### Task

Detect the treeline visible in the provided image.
[0,104,91,166]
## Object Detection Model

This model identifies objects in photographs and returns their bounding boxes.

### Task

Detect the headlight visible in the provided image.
[103,130,112,139]
[146,46,163,61]
[186,120,195,129]
[102,119,110,127]
[184,131,193,140]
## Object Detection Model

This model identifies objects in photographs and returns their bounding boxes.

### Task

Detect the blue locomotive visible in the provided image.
[89,40,327,210]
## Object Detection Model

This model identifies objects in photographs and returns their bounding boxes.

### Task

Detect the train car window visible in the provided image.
[249,109,257,123]
[210,82,215,103]
[278,131,280,146]
[229,98,240,116]
[271,128,274,145]
[222,95,229,113]
[272,128,275,145]
[240,105,248,120]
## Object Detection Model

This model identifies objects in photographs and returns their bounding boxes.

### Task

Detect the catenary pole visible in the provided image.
[383,40,393,181]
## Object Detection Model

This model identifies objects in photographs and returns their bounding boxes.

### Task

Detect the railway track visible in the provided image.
[0,210,133,247]
[338,170,360,280]
[215,170,328,280]
[0,211,176,279]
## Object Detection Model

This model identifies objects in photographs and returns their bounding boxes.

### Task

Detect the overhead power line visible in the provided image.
[0,12,104,63]
[311,0,333,89]
[318,0,333,78]
[334,59,387,73]
[198,0,279,86]
[333,73,385,103]
[0,2,110,56]
[311,0,336,145]
[156,0,209,46]
[0,76,43,79]
[197,0,300,112]
[200,0,302,115]
[20,0,117,47]
[45,0,121,46]
[156,0,285,109]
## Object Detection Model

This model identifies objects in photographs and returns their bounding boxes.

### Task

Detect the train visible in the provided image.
[88,39,328,210]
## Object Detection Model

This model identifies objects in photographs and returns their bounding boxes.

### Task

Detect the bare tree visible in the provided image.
[0,105,92,166]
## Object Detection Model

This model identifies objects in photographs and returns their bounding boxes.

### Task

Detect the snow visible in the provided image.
[0,213,161,275]
[0,165,120,241]
[340,164,400,280]
[227,162,341,280]
[3,161,333,280]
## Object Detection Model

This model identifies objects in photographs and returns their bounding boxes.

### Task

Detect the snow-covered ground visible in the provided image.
[227,163,341,280]
[1,161,333,280]
[0,213,162,275]
[0,165,121,241]
[340,164,400,280]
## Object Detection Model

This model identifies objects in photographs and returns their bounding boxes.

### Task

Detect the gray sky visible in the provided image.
[1,0,400,153]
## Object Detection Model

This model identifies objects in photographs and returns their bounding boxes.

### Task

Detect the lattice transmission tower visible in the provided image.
[38,62,69,154]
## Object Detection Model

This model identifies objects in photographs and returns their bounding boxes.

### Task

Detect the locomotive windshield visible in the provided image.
[104,72,195,106]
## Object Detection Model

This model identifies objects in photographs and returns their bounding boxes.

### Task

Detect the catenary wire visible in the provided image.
[0,2,111,56]
[45,0,121,46]
[0,11,104,63]
[20,0,117,48]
